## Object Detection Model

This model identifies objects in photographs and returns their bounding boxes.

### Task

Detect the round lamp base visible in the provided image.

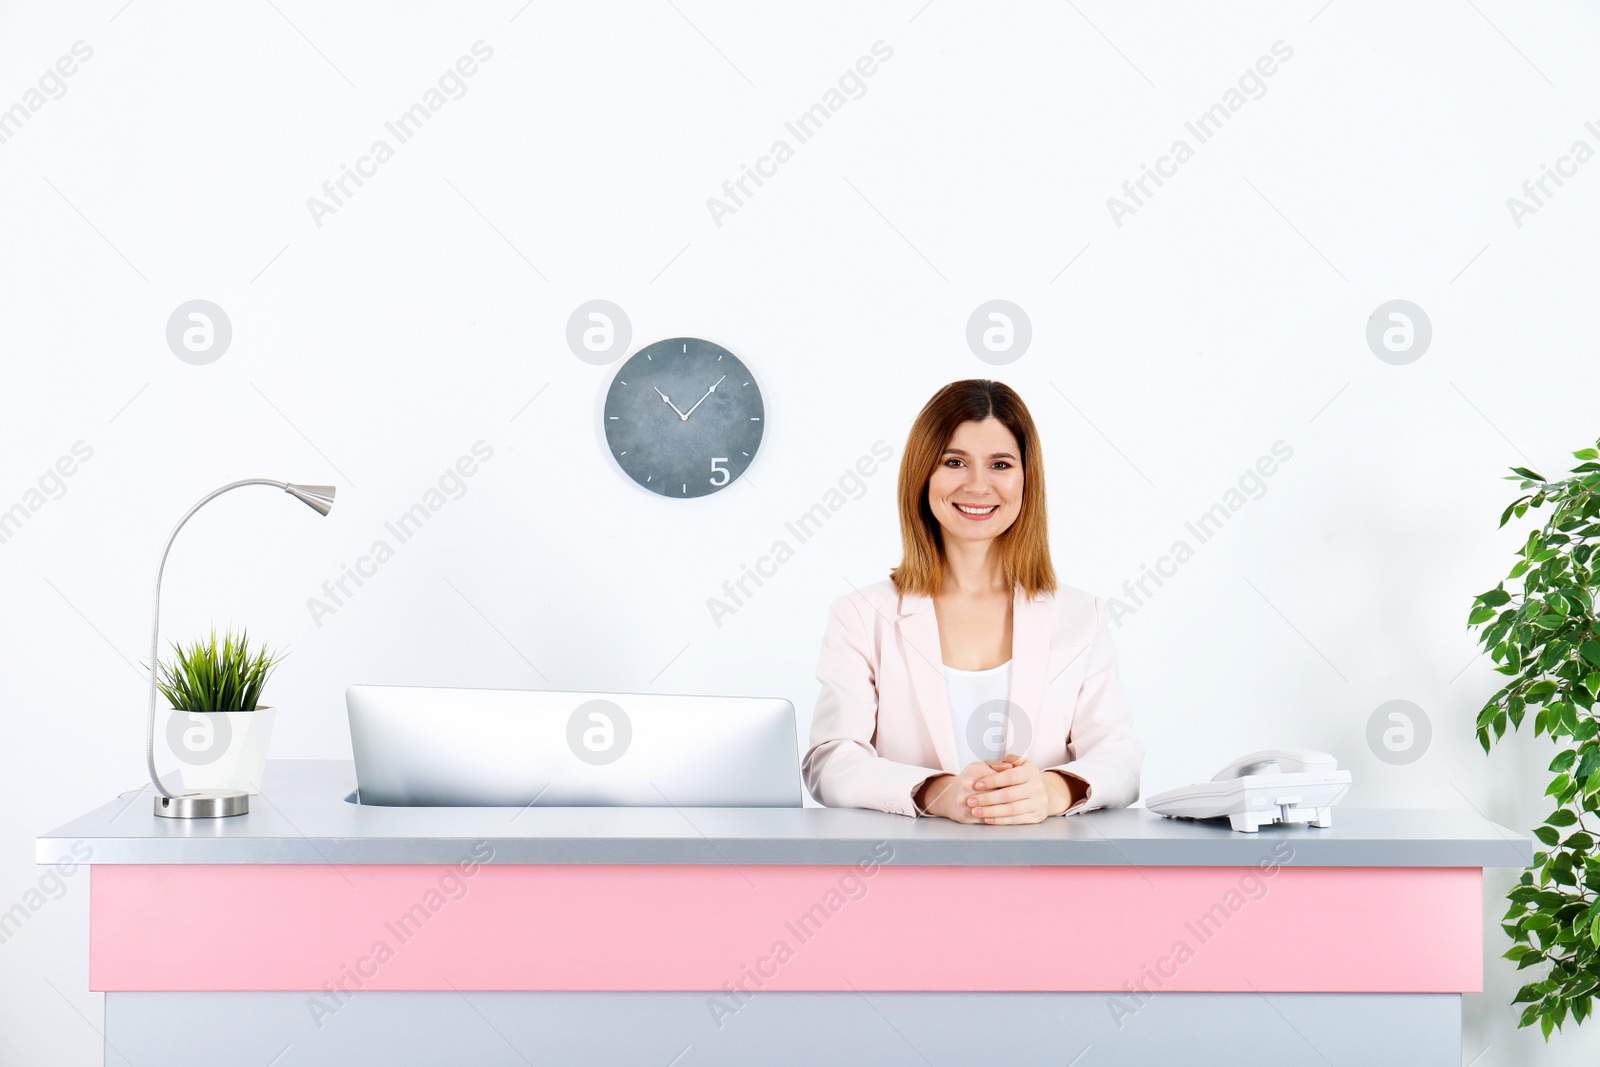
[153,789,250,819]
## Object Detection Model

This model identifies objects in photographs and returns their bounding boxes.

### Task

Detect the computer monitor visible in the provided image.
[346,684,801,807]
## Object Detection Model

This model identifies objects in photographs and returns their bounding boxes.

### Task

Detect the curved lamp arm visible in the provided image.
[147,480,335,799]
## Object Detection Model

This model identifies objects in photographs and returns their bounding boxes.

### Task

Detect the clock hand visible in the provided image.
[680,375,727,421]
[653,386,689,420]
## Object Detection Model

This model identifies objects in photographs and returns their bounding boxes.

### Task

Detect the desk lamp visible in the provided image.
[147,480,335,818]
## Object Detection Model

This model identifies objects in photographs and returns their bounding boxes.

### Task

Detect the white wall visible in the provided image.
[2,1,1597,1063]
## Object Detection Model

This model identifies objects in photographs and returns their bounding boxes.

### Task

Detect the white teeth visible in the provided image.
[955,503,998,515]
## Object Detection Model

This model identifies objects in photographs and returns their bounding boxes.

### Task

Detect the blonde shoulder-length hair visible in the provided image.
[889,379,1056,599]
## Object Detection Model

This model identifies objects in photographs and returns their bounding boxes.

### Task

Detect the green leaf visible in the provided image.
[155,627,285,713]
[1549,808,1579,827]
[1503,496,1534,526]
[1469,606,1498,626]
[1575,449,1599,461]
[1512,466,1548,482]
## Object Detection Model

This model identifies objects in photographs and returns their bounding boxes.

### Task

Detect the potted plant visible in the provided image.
[1468,443,1600,1040]
[156,628,285,795]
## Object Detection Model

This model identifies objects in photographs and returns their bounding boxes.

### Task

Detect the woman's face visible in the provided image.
[926,417,1023,548]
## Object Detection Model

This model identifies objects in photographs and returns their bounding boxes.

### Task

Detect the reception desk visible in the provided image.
[38,760,1530,1066]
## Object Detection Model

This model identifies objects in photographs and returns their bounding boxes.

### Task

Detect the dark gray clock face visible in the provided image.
[603,338,764,498]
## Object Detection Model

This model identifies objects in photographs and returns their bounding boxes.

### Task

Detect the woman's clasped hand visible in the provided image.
[917,754,1076,824]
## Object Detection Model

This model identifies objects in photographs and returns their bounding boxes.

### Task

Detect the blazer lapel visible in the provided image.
[1008,585,1053,755]
[894,590,959,772]
[894,585,1056,771]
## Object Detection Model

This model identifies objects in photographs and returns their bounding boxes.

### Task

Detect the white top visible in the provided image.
[941,659,1013,769]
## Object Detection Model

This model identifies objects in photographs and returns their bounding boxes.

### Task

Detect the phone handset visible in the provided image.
[1210,748,1339,782]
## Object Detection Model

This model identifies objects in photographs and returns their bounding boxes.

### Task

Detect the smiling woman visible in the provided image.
[803,379,1145,822]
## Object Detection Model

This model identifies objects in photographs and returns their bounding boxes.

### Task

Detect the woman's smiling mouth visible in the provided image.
[953,502,1000,518]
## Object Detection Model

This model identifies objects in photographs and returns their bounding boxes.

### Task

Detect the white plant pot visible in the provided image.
[171,707,277,795]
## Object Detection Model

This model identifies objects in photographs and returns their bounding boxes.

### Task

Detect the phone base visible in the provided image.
[1229,804,1333,833]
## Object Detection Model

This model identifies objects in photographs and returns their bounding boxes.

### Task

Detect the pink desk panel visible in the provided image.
[91,863,1481,993]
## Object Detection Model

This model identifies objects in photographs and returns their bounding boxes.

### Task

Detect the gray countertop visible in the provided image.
[37,760,1533,868]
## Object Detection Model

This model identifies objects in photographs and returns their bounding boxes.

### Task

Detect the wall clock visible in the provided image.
[603,337,764,498]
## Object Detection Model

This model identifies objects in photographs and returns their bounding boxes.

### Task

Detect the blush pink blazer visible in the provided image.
[803,578,1145,817]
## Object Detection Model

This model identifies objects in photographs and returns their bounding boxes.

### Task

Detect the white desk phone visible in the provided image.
[1143,749,1353,833]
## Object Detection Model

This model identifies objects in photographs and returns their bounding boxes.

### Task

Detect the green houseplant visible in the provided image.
[1468,443,1600,1040]
[157,629,285,794]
